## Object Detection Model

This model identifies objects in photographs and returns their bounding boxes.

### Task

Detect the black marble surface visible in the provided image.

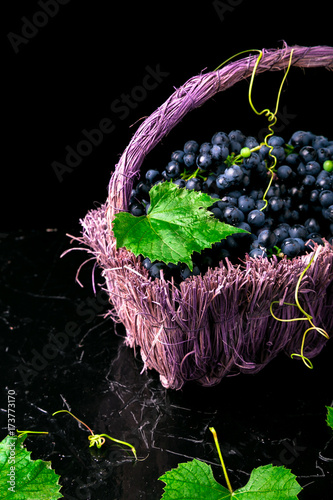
[1,229,332,499]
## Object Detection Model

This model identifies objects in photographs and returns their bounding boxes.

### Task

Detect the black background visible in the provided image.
[3,0,333,231]
[2,1,333,499]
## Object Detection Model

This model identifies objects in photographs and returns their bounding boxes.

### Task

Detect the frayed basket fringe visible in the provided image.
[74,202,333,390]
[72,45,333,389]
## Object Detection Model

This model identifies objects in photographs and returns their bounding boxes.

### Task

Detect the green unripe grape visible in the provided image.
[241,147,251,158]
[323,160,333,172]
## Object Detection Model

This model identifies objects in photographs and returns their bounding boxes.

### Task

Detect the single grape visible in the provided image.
[238,195,256,213]
[240,147,251,158]
[319,190,333,208]
[171,150,185,163]
[249,248,267,258]
[257,229,277,248]
[183,140,199,154]
[323,160,333,172]
[268,135,285,147]
[247,209,266,228]
[166,160,180,178]
[183,152,196,168]
[185,178,202,191]
[145,169,161,184]
[281,238,301,257]
[211,131,230,146]
[196,152,213,170]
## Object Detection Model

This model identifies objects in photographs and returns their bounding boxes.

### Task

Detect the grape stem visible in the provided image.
[209,427,233,494]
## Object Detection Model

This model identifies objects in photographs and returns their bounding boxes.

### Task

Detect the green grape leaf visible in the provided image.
[113,181,248,271]
[159,458,230,499]
[326,405,333,431]
[0,434,63,499]
[233,464,302,499]
[159,460,302,500]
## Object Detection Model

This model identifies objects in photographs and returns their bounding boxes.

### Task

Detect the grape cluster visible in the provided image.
[129,129,333,281]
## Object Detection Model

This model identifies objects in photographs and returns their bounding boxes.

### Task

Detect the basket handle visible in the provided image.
[107,44,333,221]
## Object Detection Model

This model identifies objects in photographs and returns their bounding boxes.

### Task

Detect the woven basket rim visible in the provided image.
[106,43,333,225]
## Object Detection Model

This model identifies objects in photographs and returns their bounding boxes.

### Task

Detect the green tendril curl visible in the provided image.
[270,252,330,368]
[52,410,138,460]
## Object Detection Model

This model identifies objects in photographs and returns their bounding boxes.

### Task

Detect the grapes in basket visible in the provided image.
[118,129,333,283]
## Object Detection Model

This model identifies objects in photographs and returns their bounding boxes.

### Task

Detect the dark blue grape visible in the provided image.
[210,144,229,161]
[199,142,212,154]
[166,160,180,178]
[317,147,331,164]
[196,152,213,170]
[183,140,199,154]
[268,196,284,212]
[299,146,317,163]
[171,150,185,163]
[322,205,333,221]
[210,207,224,221]
[274,223,290,244]
[289,224,308,239]
[238,195,256,213]
[305,160,321,176]
[281,238,301,257]
[228,130,245,144]
[304,218,321,234]
[149,262,168,279]
[268,135,285,147]
[247,209,266,228]
[289,130,314,148]
[129,202,145,216]
[277,165,293,180]
[224,164,244,184]
[242,152,260,169]
[216,174,230,191]
[211,131,230,146]
[319,190,333,208]
[173,178,186,188]
[223,206,245,224]
[229,141,242,154]
[249,248,267,258]
[145,169,161,184]
[185,178,202,191]
[270,146,286,162]
[257,229,277,248]
[258,144,270,159]
[302,175,316,187]
[183,152,196,168]
[245,136,259,149]
[142,257,152,270]
[285,153,300,167]
[312,135,328,149]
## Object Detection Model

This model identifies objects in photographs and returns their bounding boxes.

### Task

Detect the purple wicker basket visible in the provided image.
[77,44,333,389]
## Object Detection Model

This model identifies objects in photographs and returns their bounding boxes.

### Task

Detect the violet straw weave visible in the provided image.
[77,44,333,389]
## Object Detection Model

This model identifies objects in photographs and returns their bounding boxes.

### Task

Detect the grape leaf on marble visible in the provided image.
[159,460,302,500]
[0,434,63,499]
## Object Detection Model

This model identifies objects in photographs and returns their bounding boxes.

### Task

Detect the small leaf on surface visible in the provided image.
[0,434,63,499]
